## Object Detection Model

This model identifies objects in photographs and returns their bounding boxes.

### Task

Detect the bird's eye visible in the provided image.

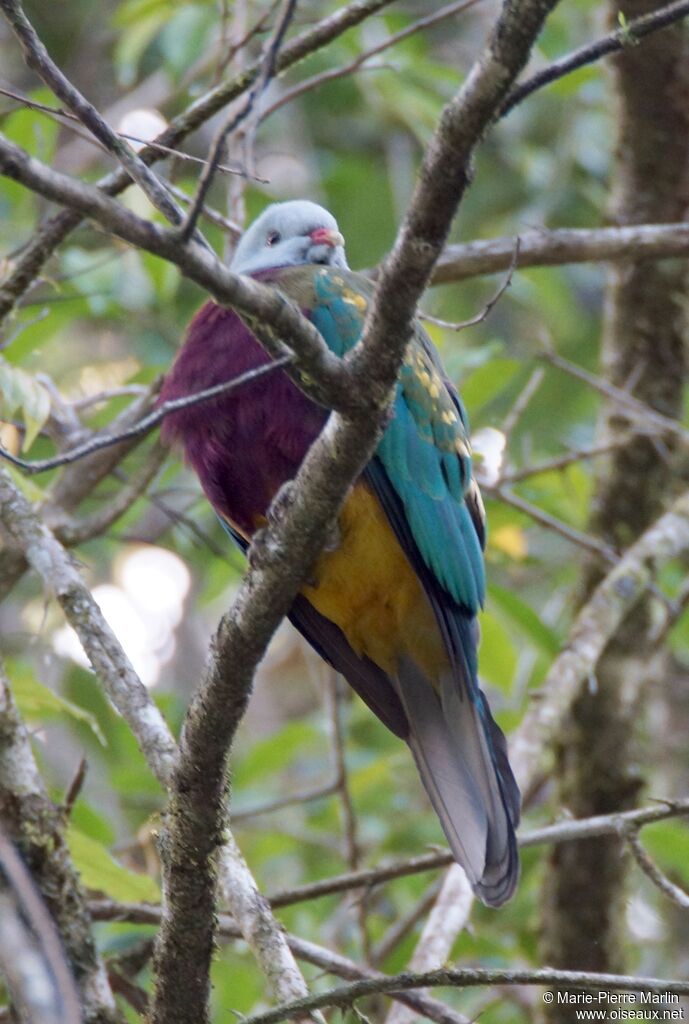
[266,231,281,246]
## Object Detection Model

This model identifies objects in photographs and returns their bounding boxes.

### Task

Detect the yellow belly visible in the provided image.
[301,482,447,683]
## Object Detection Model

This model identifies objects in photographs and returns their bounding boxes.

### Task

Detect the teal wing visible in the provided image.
[285,263,486,614]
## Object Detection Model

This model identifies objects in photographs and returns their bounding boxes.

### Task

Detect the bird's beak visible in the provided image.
[310,227,344,248]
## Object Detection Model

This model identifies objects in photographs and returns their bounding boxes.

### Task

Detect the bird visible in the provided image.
[160,200,520,906]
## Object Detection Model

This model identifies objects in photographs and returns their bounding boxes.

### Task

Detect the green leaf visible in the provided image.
[233,720,323,788]
[67,825,160,901]
[459,358,521,413]
[11,667,106,745]
[642,820,689,885]
[489,584,561,657]
[0,357,50,450]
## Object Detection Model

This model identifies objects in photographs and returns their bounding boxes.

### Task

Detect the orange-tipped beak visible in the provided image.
[310,227,344,248]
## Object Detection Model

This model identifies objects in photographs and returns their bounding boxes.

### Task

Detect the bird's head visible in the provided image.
[230,200,348,276]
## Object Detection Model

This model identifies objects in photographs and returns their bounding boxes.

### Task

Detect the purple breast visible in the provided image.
[160,301,327,535]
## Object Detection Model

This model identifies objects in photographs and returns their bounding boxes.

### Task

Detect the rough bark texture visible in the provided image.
[0,672,122,1023]
[542,0,689,1003]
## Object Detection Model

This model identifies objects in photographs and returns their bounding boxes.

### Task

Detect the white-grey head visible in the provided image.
[230,200,348,275]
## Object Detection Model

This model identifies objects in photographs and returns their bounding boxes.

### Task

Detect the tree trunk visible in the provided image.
[541,1,689,1007]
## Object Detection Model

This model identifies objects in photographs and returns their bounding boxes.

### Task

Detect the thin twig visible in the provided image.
[371,879,443,967]
[261,0,483,122]
[168,183,243,237]
[420,236,520,332]
[48,440,167,546]
[500,440,626,484]
[0,86,263,180]
[542,349,689,446]
[237,966,689,1024]
[232,779,340,821]
[0,357,292,475]
[0,0,208,248]
[0,0,397,330]
[177,0,297,242]
[500,365,545,439]
[325,670,370,958]
[622,825,689,911]
[487,484,618,563]
[500,0,689,116]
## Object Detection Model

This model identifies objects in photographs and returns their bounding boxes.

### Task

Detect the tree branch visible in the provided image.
[500,0,689,116]
[511,486,689,788]
[0,134,364,414]
[0,0,396,328]
[0,0,202,244]
[0,665,121,1022]
[239,966,689,1024]
[0,823,82,1024]
[177,0,297,242]
[0,465,323,1021]
[0,358,292,475]
[432,221,689,283]
[623,825,689,911]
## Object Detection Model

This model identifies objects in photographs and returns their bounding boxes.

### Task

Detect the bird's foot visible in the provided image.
[247,482,297,570]
[267,480,296,527]
[323,519,341,553]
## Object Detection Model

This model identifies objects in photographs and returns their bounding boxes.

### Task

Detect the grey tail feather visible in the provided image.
[395,656,519,907]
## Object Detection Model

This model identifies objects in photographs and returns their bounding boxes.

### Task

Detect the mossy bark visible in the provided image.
[542,2,689,1010]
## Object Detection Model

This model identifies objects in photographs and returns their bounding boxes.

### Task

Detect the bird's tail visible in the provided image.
[394,656,520,907]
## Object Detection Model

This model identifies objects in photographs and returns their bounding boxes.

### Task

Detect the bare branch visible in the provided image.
[511,487,689,789]
[485,484,618,563]
[0,666,121,1023]
[500,0,689,117]
[89,902,471,1024]
[261,0,483,122]
[385,867,473,1024]
[371,879,443,967]
[0,0,396,328]
[541,349,689,446]
[623,825,689,911]
[432,222,689,284]
[0,357,293,475]
[421,237,520,331]
[500,440,627,484]
[87,797,689,916]
[177,0,298,243]
[48,440,167,546]
[238,966,689,1024]
[0,0,204,245]
[0,825,82,1024]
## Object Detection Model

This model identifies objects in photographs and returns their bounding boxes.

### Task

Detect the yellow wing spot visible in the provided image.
[441,409,458,424]
[341,287,367,311]
[428,379,441,399]
[455,437,471,457]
